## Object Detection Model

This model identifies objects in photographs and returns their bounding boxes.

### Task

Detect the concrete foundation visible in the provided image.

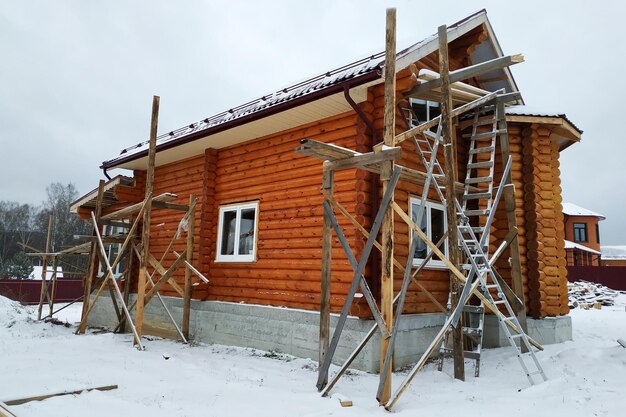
[88,295,572,373]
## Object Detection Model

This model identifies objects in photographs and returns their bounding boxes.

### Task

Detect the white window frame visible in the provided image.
[409,98,441,127]
[409,196,448,269]
[98,224,125,278]
[215,201,259,263]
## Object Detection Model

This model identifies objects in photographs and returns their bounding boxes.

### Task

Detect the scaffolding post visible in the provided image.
[379,7,396,406]
[438,24,465,381]
[78,180,105,333]
[318,162,333,390]
[37,215,54,320]
[182,195,196,340]
[135,95,160,346]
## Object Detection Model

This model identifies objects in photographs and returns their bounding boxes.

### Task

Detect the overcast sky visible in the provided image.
[1,0,624,244]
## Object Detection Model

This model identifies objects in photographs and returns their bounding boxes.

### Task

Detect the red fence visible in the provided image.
[0,279,84,305]
[567,266,626,291]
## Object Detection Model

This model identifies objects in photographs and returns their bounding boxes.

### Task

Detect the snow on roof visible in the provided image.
[564,240,602,255]
[28,266,64,280]
[601,245,626,259]
[562,202,606,220]
[506,105,582,133]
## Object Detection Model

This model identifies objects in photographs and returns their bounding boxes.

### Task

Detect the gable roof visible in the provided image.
[102,9,517,172]
[562,202,606,220]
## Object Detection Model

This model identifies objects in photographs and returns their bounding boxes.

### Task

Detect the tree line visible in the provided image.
[0,183,89,279]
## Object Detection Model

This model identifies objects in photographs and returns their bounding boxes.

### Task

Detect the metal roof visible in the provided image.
[506,105,582,134]
[102,9,514,170]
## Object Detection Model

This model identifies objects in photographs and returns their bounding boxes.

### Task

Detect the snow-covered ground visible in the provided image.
[1,295,625,417]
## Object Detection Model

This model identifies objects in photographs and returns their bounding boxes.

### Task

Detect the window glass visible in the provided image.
[430,207,445,261]
[220,210,237,255]
[573,223,587,243]
[410,198,447,267]
[411,201,428,259]
[239,208,256,255]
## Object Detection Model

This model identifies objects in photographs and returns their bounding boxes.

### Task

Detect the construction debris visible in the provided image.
[568,281,623,309]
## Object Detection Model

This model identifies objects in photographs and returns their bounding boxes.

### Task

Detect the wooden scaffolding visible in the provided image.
[74,96,208,347]
[297,9,546,411]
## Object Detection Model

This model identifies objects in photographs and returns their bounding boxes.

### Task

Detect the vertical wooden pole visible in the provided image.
[120,244,134,333]
[439,24,465,381]
[497,101,528,334]
[37,215,53,320]
[136,95,160,345]
[379,7,396,405]
[182,195,196,340]
[318,161,334,390]
[49,256,59,317]
[78,180,105,334]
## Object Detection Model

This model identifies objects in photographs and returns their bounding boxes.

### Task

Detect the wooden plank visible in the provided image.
[404,54,524,98]
[100,192,176,221]
[3,385,118,406]
[378,7,396,406]
[182,195,196,339]
[136,95,160,345]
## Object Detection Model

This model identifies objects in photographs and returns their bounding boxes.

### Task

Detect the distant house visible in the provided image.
[562,202,604,266]
[28,266,64,280]
[600,246,626,267]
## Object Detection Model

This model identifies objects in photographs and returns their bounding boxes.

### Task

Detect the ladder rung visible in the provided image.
[469,145,495,155]
[467,161,493,169]
[463,192,492,200]
[493,300,506,305]
[510,333,524,339]
[486,284,499,290]
[464,209,490,216]
[466,176,492,184]
[462,129,506,139]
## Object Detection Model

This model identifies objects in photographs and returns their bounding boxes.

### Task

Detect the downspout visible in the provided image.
[102,166,112,180]
[343,84,380,299]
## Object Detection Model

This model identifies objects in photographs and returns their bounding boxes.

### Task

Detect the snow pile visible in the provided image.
[0,294,30,328]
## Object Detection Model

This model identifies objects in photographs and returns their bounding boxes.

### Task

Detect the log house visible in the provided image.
[70,10,581,370]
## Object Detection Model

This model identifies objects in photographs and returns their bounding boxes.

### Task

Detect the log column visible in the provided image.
[522,125,567,318]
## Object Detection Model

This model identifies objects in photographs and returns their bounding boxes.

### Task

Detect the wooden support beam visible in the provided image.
[498,100,529,333]
[37,215,54,320]
[318,162,333,391]
[439,24,465,382]
[136,95,160,345]
[404,54,524,98]
[378,7,396,405]
[182,195,196,340]
[328,146,401,171]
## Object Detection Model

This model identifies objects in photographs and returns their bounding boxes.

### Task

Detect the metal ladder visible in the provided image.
[402,102,547,384]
